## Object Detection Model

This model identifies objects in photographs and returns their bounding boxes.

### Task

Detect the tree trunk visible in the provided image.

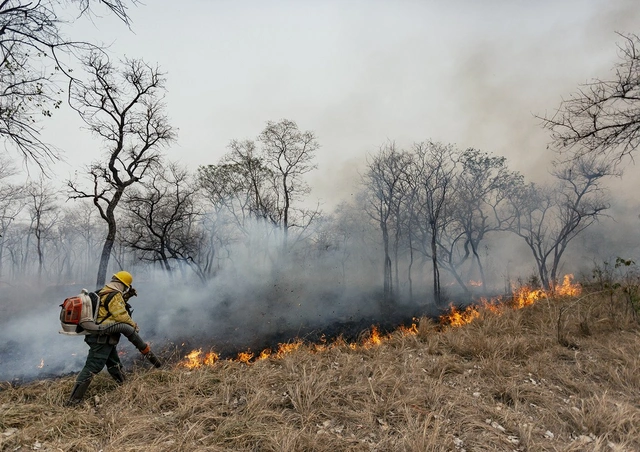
[430,223,441,306]
[96,216,117,288]
[382,224,392,299]
[407,235,414,302]
[471,242,487,294]
[97,236,114,288]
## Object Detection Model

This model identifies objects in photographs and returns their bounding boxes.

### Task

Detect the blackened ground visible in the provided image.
[167,297,446,362]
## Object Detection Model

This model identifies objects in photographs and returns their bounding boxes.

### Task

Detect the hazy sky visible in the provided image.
[37,0,640,208]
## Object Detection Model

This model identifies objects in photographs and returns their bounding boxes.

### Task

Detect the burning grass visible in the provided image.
[2,278,640,451]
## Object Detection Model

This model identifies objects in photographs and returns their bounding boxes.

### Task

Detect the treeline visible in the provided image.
[361,142,614,305]
[0,122,615,304]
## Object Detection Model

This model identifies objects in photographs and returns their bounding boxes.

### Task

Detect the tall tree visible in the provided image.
[411,141,458,306]
[199,139,277,233]
[507,156,616,289]
[0,155,24,280]
[25,176,59,280]
[258,119,319,250]
[67,53,174,288]
[441,148,522,292]
[362,142,410,299]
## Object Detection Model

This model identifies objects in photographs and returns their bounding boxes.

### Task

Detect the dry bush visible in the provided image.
[1,292,640,451]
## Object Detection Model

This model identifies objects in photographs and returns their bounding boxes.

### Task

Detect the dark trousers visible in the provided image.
[76,335,123,384]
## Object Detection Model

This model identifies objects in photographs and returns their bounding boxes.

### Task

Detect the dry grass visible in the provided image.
[1,291,640,451]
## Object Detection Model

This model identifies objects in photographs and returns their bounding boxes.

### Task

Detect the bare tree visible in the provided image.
[0,0,139,167]
[410,141,458,306]
[121,163,202,280]
[541,33,640,164]
[61,201,102,281]
[362,142,410,300]
[199,121,321,266]
[25,176,59,280]
[199,140,278,234]
[258,119,319,250]
[507,156,617,289]
[67,53,175,287]
[440,148,522,292]
[0,155,24,279]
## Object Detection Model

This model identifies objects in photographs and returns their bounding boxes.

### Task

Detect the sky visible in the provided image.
[32,0,640,209]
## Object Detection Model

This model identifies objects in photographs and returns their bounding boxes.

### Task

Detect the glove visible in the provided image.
[123,286,137,301]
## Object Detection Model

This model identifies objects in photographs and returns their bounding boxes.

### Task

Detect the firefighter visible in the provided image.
[66,271,140,406]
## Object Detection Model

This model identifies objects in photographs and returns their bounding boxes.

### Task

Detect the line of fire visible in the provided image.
[176,275,581,370]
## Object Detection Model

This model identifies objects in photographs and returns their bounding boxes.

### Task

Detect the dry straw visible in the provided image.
[1,286,639,451]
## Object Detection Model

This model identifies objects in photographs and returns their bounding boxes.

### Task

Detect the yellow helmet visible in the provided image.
[112,271,133,288]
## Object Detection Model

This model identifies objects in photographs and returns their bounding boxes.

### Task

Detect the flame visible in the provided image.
[553,274,582,297]
[204,351,219,366]
[398,322,418,335]
[181,340,306,369]
[469,280,483,287]
[440,274,582,328]
[511,285,546,309]
[476,297,503,314]
[37,358,44,369]
[183,349,204,370]
[275,340,303,358]
[237,351,254,364]
[362,326,389,348]
[511,274,581,308]
[440,305,481,327]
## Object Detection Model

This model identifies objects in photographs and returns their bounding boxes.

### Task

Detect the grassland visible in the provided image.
[1,287,639,451]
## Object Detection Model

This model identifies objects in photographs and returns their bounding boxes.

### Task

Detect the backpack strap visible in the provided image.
[96,290,120,325]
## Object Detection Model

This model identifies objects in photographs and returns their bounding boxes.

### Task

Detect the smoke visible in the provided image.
[0,305,88,381]
[0,218,438,382]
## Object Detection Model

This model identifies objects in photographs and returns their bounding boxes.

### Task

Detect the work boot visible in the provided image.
[65,379,91,406]
[108,365,126,384]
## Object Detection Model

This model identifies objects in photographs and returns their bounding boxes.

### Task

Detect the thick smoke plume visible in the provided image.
[0,220,442,382]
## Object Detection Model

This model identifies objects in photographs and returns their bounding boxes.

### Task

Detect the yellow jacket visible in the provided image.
[96,284,137,329]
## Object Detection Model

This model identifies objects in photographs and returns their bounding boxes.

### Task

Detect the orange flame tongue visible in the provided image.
[275,340,302,358]
[182,349,219,369]
[204,351,219,366]
[237,351,254,364]
[363,325,385,348]
[183,349,203,369]
[554,274,582,297]
[398,323,418,335]
[512,286,546,309]
[440,305,480,327]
